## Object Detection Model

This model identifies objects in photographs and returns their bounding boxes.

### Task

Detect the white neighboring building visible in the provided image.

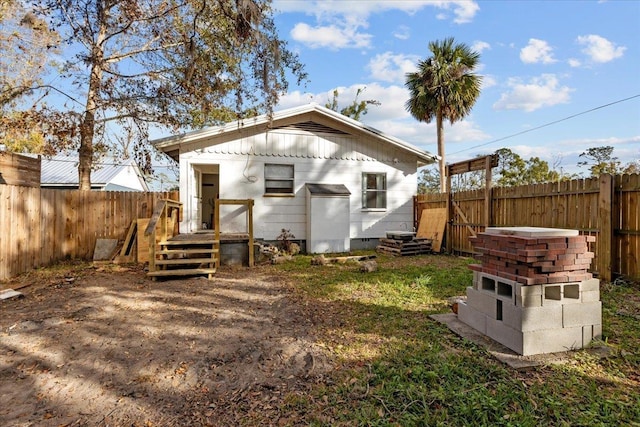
[152,104,437,252]
[40,154,149,191]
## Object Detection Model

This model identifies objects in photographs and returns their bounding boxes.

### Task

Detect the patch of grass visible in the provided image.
[276,253,640,426]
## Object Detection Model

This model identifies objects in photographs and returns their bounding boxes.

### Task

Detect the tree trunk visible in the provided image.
[436,110,446,193]
[78,3,107,191]
[78,99,96,191]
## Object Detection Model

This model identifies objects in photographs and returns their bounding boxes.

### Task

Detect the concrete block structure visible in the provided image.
[457,227,602,356]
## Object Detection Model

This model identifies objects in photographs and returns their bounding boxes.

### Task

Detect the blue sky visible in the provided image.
[271,0,640,175]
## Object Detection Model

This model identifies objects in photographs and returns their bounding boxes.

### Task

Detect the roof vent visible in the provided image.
[273,121,349,135]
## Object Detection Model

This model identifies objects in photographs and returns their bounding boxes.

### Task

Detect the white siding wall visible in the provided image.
[179,130,418,240]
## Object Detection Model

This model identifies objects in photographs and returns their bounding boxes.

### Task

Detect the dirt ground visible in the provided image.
[0,263,333,426]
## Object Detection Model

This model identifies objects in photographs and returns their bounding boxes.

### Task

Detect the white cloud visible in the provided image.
[276,90,316,109]
[493,74,573,112]
[568,58,581,68]
[280,1,479,50]
[367,52,420,83]
[290,22,372,50]
[275,0,479,23]
[393,25,410,40]
[520,38,556,64]
[435,0,481,24]
[472,40,491,53]
[576,34,626,63]
[278,82,488,149]
[481,75,497,89]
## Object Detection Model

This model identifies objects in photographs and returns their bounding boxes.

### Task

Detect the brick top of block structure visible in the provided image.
[469,228,596,285]
[484,227,579,237]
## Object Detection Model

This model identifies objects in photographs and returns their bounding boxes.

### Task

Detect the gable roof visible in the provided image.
[40,154,149,191]
[151,103,438,166]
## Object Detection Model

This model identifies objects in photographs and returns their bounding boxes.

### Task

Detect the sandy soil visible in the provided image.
[0,263,333,426]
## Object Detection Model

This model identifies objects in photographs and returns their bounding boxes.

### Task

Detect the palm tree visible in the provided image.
[405,37,482,192]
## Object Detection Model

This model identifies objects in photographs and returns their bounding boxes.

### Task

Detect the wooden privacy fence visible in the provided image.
[415,173,640,282]
[0,184,178,280]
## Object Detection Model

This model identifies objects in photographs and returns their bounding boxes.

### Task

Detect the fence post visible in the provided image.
[484,155,493,228]
[446,173,452,253]
[597,174,613,282]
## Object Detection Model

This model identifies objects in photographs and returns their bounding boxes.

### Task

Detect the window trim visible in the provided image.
[264,163,295,196]
[362,172,387,210]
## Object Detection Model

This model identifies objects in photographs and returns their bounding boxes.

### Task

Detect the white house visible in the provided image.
[40,154,149,191]
[152,104,437,252]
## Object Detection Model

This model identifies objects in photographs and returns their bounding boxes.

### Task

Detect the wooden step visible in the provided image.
[155,257,217,266]
[147,268,217,280]
[157,248,219,256]
[161,239,219,246]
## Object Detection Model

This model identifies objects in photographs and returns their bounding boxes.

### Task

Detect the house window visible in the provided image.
[265,164,294,195]
[362,172,386,209]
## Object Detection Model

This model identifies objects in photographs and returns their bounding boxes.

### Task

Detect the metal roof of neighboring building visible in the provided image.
[40,154,149,191]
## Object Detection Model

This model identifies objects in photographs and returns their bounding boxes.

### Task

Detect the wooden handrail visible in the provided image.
[144,199,182,236]
[145,199,182,274]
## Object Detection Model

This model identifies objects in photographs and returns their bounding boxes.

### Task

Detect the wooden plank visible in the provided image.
[597,174,613,281]
[144,200,167,236]
[416,207,447,253]
[137,218,151,264]
[247,199,254,267]
[120,220,137,257]
[0,185,9,279]
[446,173,452,253]
[617,173,639,279]
[446,154,498,175]
[0,152,41,187]
[452,200,477,238]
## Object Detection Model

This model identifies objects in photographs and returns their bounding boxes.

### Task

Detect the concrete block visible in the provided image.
[501,301,522,330]
[544,285,562,301]
[515,283,543,296]
[520,306,563,332]
[516,294,543,308]
[496,280,515,301]
[541,284,582,306]
[495,292,517,305]
[582,325,603,346]
[466,287,497,318]
[563,301,602,328]
[563,284,581,300]
[480,275,497,293]
[593,323,603,340]
[522,326,584,355]
[457,302,487,335]
[473,271,481,283]
[581,290,601,303]
[580,278,600,292]
[486,318,523,354]
[479,271,518,288]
